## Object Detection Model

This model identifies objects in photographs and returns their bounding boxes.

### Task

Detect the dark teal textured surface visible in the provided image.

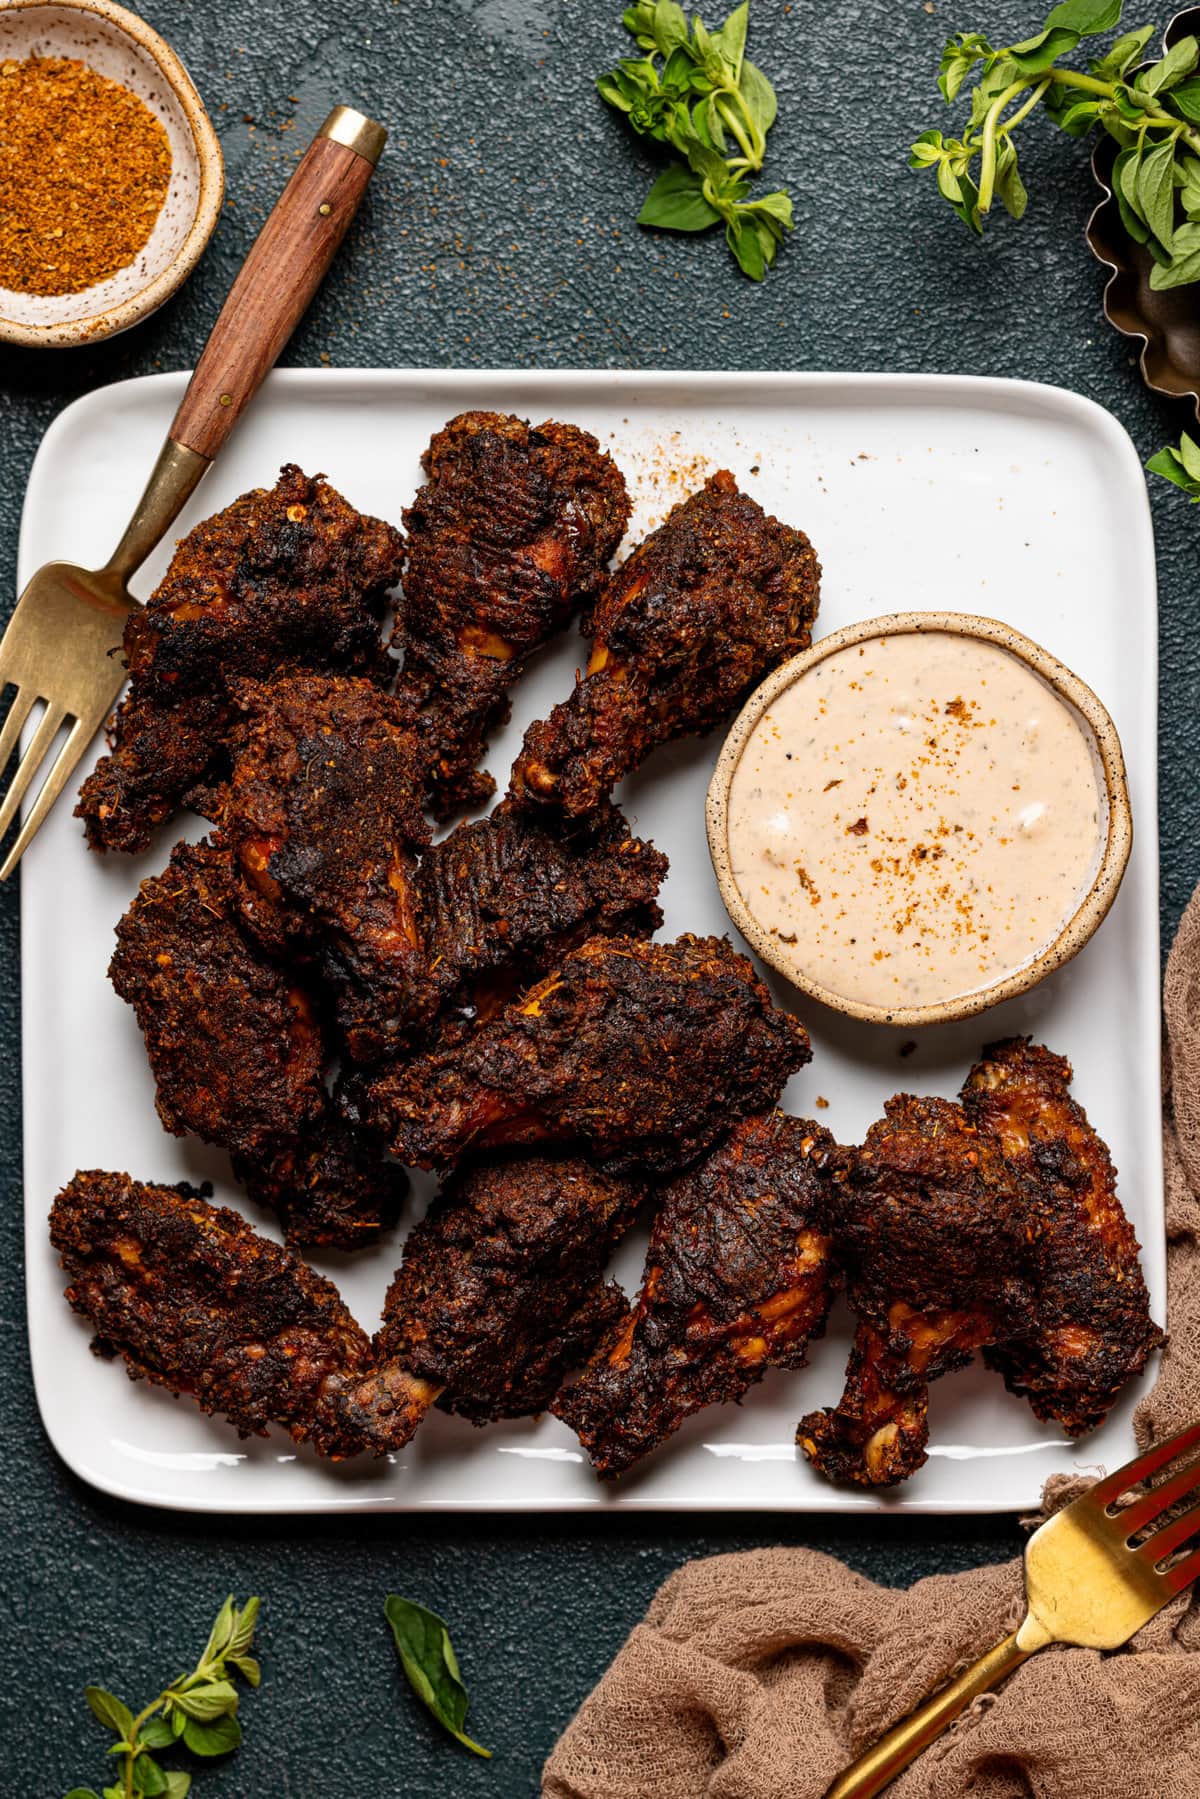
[1,3,1196,1794]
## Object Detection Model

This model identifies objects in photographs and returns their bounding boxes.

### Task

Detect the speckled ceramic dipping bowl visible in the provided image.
[706,611,1133,1029]
[0,0,223,348]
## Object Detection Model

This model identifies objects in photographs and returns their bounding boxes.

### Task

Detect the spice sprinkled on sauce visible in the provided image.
[727,630,1104,1009]
[0,56,171,296]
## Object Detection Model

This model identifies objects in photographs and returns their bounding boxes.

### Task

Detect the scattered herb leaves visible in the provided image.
[65,1595,260,1799]
[597,1,793,279]
[384,1595,492,1758]
[914,3,1200,289]
[1148,432,1200,497]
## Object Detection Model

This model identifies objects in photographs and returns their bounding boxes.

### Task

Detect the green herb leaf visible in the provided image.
[85,1690,134,1741]
[385,1595,492,1758]
[994,138,1029,217]
[137,1719,175,1751]
[1147,439,1200,494]
[226,1654,261,1689]
[1170,76,1200,121]
[1136,35,1199,96]
[1091,23,1156,78]
[939,31,994,102]
[133,1755,166,1797]
[726,216,766,278]
[226,1597,259,1660]
[1149,233,1200,285]
[63,1789,101,1798]
[1009,0,1123,74]
[1136,136,1177,250]
[201,1595,236,1666]
[1112,147,1152,240]
[711,1,749,79]
[638,164,723,229]
[171,1681,239,1723]
[738,60,777,135]
[160,1775,191,1799]
[181,1714,242,1758]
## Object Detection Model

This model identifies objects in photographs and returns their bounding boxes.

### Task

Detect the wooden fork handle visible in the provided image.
[823,1629,1035,1799]
[169,105,385,461]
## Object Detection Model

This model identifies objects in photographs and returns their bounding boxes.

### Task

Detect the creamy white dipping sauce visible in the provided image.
[727,630,1105,1009]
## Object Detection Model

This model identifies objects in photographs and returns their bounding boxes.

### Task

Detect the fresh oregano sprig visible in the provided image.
[913,1,1200,290]
[597,1,793,279]
[64,1595,260,1799]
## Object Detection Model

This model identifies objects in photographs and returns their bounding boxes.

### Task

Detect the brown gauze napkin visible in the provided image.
[543,890,1200,1799]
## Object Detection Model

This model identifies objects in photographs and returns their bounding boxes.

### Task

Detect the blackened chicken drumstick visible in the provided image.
[555,1114,839,1478]
[510,470,820,821]
[77,466,402,853]
[396,411,630,817]
[348,934,811,1174]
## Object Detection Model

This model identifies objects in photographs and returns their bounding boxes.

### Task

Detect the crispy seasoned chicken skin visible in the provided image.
[556,1114,839,1478]
[110,839,403,1249]
[396,411,630,817]
[798,1096,1038,1489]
[231,1116,406,1252]
[331,1154,641,1453]
[961,1037,1163,1435]
[50,1172,374,1458]
[420,800,667,1025]
[221,673,436,1065]
[347,933,811,1174]
[510,470,820,820]
[77,466,402,853]
[110,839,325,1158]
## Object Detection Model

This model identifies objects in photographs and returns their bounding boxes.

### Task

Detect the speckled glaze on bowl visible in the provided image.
[0,0,223,347]
[706,611,1133,1029]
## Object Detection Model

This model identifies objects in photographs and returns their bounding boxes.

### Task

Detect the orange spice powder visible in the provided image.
[0,55,172,296]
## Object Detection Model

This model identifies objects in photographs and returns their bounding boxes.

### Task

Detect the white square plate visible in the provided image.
[21,369,1164,1513]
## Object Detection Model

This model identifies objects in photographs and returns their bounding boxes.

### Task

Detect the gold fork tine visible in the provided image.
[0,702,67,843]
[0,716,92,881]
[1089,1417,1200,1507]
[1117,1447,1200,1539]
[1138,1497,1200,1566]
[0,687,36,782]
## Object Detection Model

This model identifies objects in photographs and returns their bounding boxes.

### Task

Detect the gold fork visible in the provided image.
[0,104,385,880]
[826,1418,1200,1798]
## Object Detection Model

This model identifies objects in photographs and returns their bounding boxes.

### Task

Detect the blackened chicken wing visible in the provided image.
[50,1171,374,1458]
[961,1037,1163,1435]
[510,470,819,821]
[331,1154,641,1454]
[798,1096,1038,1488]
[556,1114,839,1478]
[348,934,810,1174]
[110,839,403,1249]
[396,412,629,817]
[77,466,401,852]
[420,800,667,1025]
[221,673,435,1064]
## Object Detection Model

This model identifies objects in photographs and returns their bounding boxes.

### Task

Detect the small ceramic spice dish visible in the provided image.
[0,0,223,348]
[706,612,1133,1029]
